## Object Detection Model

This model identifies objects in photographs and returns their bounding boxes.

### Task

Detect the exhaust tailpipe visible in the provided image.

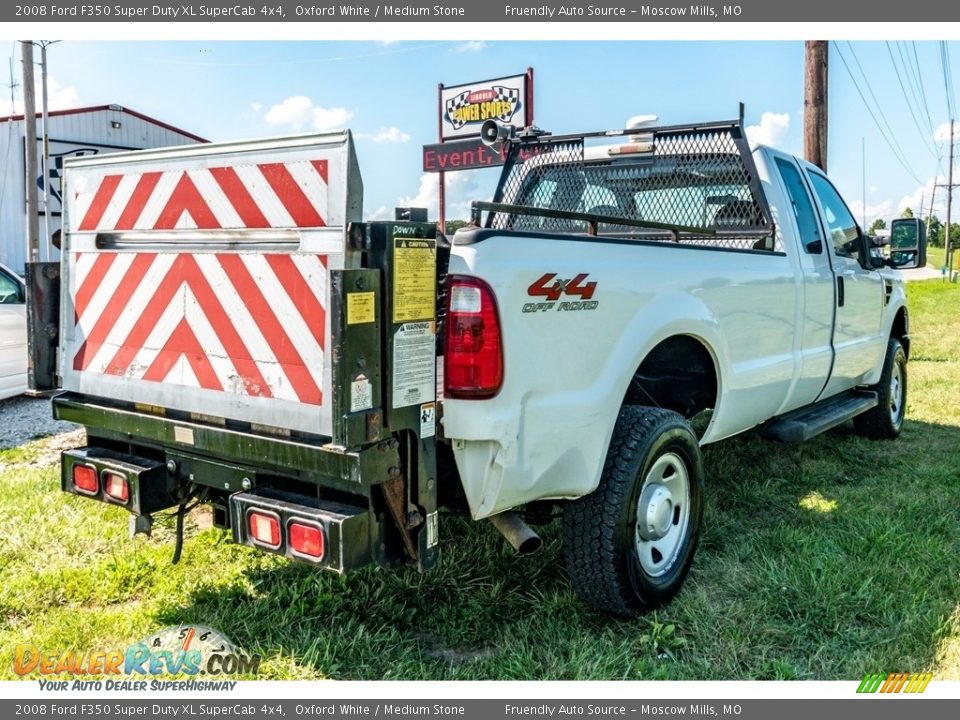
[489,511,543,556]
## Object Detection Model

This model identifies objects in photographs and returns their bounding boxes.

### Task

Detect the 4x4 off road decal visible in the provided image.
[523,272,599,313]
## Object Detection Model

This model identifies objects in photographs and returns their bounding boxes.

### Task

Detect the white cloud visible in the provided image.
[264,95,352,132]
[368,205,392,221]
[0,75,79,116]
[454,41,487,53]
[389,171,480,221]
[47,77,80,111]
[847,198,894,228]
[250,102,263,112]
[933,122,959,143]
[359,126,410,143]
[852,175,956,229]
[745,112,790,149]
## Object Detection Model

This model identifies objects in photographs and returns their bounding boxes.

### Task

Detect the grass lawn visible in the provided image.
[2,280,959,681]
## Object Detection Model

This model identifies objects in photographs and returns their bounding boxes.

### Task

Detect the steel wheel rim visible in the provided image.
[634,452,691,578]
[890,360,904,426]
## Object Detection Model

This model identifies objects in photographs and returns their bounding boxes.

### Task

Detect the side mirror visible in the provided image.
[888,218,927,269]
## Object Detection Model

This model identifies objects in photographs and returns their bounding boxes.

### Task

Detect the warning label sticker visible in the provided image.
[393,321,436,409]
[426,511,438,549]
[420,402,436,439]
[350,373,373,412]
[347,291,376,325]
[393,238,436,323]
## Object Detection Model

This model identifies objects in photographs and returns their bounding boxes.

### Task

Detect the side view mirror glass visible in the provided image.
[888,218,927,269]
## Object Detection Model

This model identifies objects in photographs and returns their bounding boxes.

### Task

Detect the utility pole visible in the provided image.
[947,119,955,276]
[805,40,829,172]
[21,40,39,266]
[39,41,51,262]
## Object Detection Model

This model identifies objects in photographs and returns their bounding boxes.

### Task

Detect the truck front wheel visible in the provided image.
[563,406,704,616]
[853,338,907,439]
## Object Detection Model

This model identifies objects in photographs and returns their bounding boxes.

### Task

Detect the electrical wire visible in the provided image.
[886,41,941,162]
[836,43,924,185]
[909,42,937,137]
[941,41,956,121]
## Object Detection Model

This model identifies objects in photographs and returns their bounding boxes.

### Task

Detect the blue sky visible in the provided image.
[3,40,959,228]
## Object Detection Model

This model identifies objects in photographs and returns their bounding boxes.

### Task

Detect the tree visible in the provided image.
[927,215,944,247]
[900,207,915,219]
[868,218,887,235]
[444,219,470,235]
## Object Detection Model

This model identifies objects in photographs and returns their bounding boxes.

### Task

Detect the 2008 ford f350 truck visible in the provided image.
[53,113,926,616]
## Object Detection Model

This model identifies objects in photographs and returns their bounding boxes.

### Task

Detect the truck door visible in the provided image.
[770,154,835,410]
[806,170,884,399]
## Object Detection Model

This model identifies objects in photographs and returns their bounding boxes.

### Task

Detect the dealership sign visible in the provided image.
[423,138,548,173]
[439,72,532,141]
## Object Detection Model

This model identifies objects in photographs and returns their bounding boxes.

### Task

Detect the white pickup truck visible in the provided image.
[50,114,925,616]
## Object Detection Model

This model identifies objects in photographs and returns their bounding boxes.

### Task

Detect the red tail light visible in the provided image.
[444,276,503,398]
[248,511,281,548]
[73,465,99,495]
[288,521,325,560]
[103,472,129,503]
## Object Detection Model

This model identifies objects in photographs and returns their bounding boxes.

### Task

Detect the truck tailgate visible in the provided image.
[60,132,362,437]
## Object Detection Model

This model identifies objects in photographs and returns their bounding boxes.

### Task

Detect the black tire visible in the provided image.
[853,339,907,440]
[563,406,704,616]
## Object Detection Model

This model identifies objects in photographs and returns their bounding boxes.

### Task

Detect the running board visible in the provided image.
[761,390,879,443]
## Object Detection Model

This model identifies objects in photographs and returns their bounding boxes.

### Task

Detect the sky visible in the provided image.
[2,38,959,229]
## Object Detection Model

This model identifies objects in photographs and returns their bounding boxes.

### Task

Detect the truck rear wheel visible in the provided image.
[853,339,907,439]
[563,406,704,616]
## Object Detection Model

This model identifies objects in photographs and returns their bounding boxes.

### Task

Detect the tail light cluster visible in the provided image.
[70,464,130,505]
[229,489,363,569]
[245,509,326,561]
[62,449,172,515]
[443,275,504,398]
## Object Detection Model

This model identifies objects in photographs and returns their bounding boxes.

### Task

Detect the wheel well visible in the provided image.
[624,336,718,422]
[891,307,909,358]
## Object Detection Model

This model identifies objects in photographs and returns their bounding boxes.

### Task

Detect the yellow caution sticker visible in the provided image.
[393,237,436,323]
[347,291,376,325]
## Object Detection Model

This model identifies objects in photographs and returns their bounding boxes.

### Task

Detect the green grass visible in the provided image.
[2,280,960,681]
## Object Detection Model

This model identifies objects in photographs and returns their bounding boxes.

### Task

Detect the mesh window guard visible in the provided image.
[482,121,778,252]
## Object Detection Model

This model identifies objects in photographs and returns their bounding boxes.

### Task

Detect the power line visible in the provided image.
[886,41,941,161]
[940,41,956,121]
[909,41,936,137]
[836,43,923,184]
[847,43,901,148]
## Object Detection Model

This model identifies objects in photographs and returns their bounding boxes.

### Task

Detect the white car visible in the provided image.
[0,262,27,400]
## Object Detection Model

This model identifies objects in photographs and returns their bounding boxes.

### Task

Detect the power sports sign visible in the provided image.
[439,71,532,141]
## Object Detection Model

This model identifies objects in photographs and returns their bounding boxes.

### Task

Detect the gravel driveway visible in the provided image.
[0,395,78,450]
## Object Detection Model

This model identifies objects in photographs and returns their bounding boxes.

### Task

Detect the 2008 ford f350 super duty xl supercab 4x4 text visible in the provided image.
[50,114,925,616]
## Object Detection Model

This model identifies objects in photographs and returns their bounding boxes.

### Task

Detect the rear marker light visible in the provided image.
[103,472,129,503]
[73,465,99,495]
[247,511,281,548]
[288,521,325,560]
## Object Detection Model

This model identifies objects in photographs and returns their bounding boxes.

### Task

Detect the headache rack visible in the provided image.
[471,113,779,252]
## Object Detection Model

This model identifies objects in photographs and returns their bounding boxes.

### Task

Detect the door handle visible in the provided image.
[837,276,845,307]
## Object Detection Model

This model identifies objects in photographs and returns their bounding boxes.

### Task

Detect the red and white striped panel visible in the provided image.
[73,160,329,232]
[71,251,327,406]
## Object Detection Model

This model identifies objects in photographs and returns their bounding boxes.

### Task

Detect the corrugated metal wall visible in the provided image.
[0,107,201,274]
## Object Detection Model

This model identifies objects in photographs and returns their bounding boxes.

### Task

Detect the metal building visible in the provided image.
[0,104,205,274]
